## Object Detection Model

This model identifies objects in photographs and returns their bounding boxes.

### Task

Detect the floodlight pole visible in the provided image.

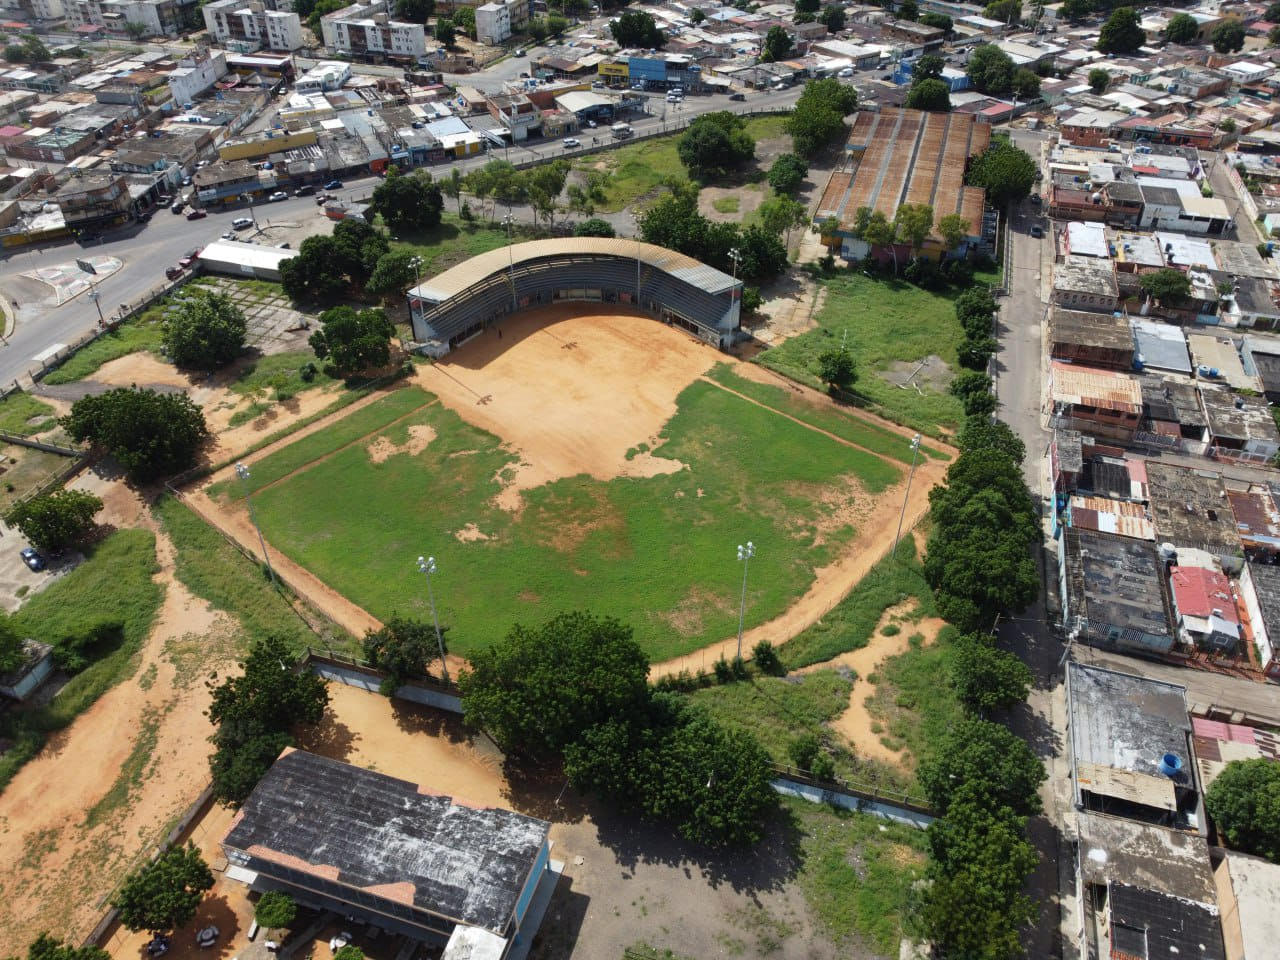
[736,540,755,660]
[891,434,923,563]
[503,214,516,314]
[417,555,450,683]
[235,462,277,586]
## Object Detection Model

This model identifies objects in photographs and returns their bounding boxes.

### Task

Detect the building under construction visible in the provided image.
[814,107,991,261]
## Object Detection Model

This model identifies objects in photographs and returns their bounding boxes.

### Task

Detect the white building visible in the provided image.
[167,48,228,106]
[320,0,426,60]
[203,0,303,51]
[30,0,65,20]
[65,0,196,36]
[475,1,510,45]
[294,60,350,94]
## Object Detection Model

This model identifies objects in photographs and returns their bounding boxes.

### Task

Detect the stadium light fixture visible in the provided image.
[502,214,517,314]
[235,462,277,587]
[416,555,450,684]
[891,434,923,563]
[735,540,755,660]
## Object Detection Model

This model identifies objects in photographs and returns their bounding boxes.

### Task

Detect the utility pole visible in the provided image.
[891,434,922,563]
[235,462,277,586]
[416,555,450,683]
[736,540,755,660]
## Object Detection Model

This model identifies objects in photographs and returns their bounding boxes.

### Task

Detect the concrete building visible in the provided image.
[1066,662,1199,829]
[1053,255,1119,312]
[1059,528,1175,656]
[50,170,134,229]
[1192,716,1280,795]
[1214,851,1280,960]
[203,0,303,52]
[320,0,426,61]
[294,61,350,94]
[1145,462,1243,565]
[1240,334,1280,400]
[1139,374,1210,450]
[65,0,196,36]
[474,0,510,45]
[1188,335,1263,393]
[1049,308,1134,371]
[1199,388,1280,462]
[223,749,556,952]
[1048,362,1142,442]
[1238,561,1280,681]
[167,48,228,106]
[1168,562,1240,652]
[1130,319,1192,377]
[1227,488,1280,560]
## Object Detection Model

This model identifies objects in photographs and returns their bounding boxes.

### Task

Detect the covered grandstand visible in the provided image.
[814,107,991,260]
[406,238,743,355]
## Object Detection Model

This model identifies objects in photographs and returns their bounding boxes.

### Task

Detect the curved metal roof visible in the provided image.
[408,237,739,304]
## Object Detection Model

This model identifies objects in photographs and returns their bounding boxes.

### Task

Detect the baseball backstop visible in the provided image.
[406,238,743,355]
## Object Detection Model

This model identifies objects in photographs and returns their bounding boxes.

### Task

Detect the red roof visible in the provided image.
[1169,565,1238,620]
[73,23,101,32]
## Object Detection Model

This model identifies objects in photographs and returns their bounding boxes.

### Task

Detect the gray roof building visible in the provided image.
[1059,527,1175,655]
[1144,462,1243,562]
[1198,387,1280,460]
[1131,318,1192,375]
[1050,308,1134,371]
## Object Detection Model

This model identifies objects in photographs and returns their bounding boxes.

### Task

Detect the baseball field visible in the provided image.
[205,306,937,661]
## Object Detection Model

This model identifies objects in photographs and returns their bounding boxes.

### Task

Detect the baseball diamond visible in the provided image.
[406,238,744,353]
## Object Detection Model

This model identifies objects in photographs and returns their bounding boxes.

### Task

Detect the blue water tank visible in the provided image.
[1159,753,1183,777]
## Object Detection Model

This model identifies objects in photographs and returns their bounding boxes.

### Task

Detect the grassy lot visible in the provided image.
[711,196,739,214]
[389,214,525,275]
[706,364,947,462]
[0,530,163,791]
[868,625,964,772]
[230,350,334,400]
[689,670,865,778]
[0,392,56,437]
[42,313,165,385]
[787,797,928,955]
[154,494,351,656]
[779,532,932,670]
[574,114,790,213]
[0,446,72,511]
[758,271,981,436]
[238,379,898,661]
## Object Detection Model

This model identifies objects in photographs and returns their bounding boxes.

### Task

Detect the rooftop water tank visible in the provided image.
[1159,753,1183,778]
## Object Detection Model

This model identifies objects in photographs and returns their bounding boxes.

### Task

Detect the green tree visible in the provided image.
[333,946,364,960]
[610,9,664,47]
[1205,759,1280,862]
[1059,0,1091,19]
[906,77,951,111]
[307,0,345,34]
[966,44,1014,96]
[125,21,150,40]
[452,5,476,36]
[817,346,856,391]
[19,35,49,61]
[525,159,570,226]
[678,111,755,180]
[1211,19,1246,53]
[937,212,969,251]
[1164,12,1198,44]
[254,892,296,931]
[395,0,433,22]
[760,25,793,62]
[459,611,650,758]
[966,136,1036,206]
[955,286,998,336]
[434,17,456,46]
[366,249,420,301]
[547,12,568,35]
[362,616,448,691]
[1268,2,1280,21]
[112,843,213,933]
[949,370,993,404]
[767,153,808,195]
[370,169,443,234]
[898,0,918,19]
[1011,67,1040,99]
[1139,267,1192,304]
[920,12,952,31]
[893,202,934,253]
[5,489,102,555]
[207,636,329,805]
[785,78,858,157]
[958,415,1025,462]
[912,53,945,81]
[796,0,820,11]
[918,715,1045,815]
[527,16,549,42]
[951,636,1033,712]
[332,218,390,288]
[309,305,395,375]
[984,0,1020,23]
[788,731,820,770]
[1097,7,1145,54]
[280,236,346,305]
[0,613,24,675]
[690,7,705,23]
[758,195,808,245]
[1087,67,1110,94]
[2,44,25,63]
[1271,25,1280,47]
[819,5,845,30]
[163,289,247,371]
[574,217,616,237]
[736,224,789,283]
[22,935,110,960]
[62,388,207,484]
[439,167,463,215]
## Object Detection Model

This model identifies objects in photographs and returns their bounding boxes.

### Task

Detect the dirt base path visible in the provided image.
[0,487,240,947]
[795,601,946,769]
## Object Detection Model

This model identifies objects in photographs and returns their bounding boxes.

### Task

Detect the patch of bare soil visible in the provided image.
[880,354,953,395]
[698,185,765,224]
[92,352,190,388]
[752,276,824,346]
[366,423,436,463]
[413,306,716,512]
[453,522,491,543]
[795,600,946,770]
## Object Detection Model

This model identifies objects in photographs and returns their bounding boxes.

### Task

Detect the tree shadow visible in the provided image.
[294,714,358,763]
[498,755,589,826]
[388,698,477,748]
[1007,699,1061,762]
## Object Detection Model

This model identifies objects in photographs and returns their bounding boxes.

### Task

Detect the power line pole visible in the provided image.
[891,434,922,563]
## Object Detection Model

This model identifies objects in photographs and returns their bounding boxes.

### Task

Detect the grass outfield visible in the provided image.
[237,381,899,661]
[0,392,56,436]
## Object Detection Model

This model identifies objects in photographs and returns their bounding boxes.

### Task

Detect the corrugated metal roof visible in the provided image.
[1051,361,1143,413]
[409,238,739,303]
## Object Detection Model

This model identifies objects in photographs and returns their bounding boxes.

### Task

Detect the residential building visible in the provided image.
[65,0,197,36]
[474,0,510,45]
[487,91,538,141]
[1144,462,1243,565]
[1139,374,1210,451]
[1048,362,1142,442]
[1066,662,1198,828]
[1053,255,1119,312]
[1199,388,1280,462]
[1239,561,1280,680]
[167,48,228,106]
[31,0,65,18]
[49,171,133,228]
[1214,851,1280,960]
[1059,528,1175,655]
[320,0,426,61]
[294,61,350,94]
[1049,308,1134,371]
[1227,487,1280,559]
[203,0,304,52]
[1188,335,1262,392]
[222,749,555,951]
[1193,716,1280,794]
[1240,334,1280,399]
[1168,561,1240,651]
[1131,319,1192,377]
[1063,494,1155,540]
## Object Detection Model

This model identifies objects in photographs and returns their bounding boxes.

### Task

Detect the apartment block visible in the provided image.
[65,0,196,36]
[320,1,426,61]
[203,0,303,52]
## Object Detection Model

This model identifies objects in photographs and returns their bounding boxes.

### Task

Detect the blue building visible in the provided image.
[627,52,702,91]
[892,58,972,91]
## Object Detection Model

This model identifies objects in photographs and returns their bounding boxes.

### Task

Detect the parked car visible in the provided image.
[232,216,253,229]
[268,191,288,202]
[186,208,207,220]
[221,230,236,240]
[586,119,598,128]
[295,184,316,196]
[171,201,185,214]
[323,179,343,190]
[838,67,854,77]
[178,249,201,268]
[316,194,331,206]
[563,137,581,148]
[729,92,746,101]
[1030,224,1043,238]
[20,547,45,572]
[165,266,184,280]
[514,48,526,56]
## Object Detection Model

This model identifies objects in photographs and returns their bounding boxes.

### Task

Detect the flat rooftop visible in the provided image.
[1050,308,1133,353]
[223,750,551,935]
[1145,462,1243,557]
[1139,374,1206,429]
[1220,853,1280,960]
[814,107,990,240]
[1130,319,1191,375]
[1200,388,1280,448]
[1055,254,1118,297]
[1064,528,1173,646]
[1111,883,1225,960]
[1076,811,1215,905]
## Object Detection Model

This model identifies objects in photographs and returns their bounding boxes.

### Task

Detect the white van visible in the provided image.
[611,122,633,138]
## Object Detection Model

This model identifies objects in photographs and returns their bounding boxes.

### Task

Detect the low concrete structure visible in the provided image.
[1059,528,1175,656]
[0,639,53,701]
[197,240,295,281]
[1214,851,1280,960]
